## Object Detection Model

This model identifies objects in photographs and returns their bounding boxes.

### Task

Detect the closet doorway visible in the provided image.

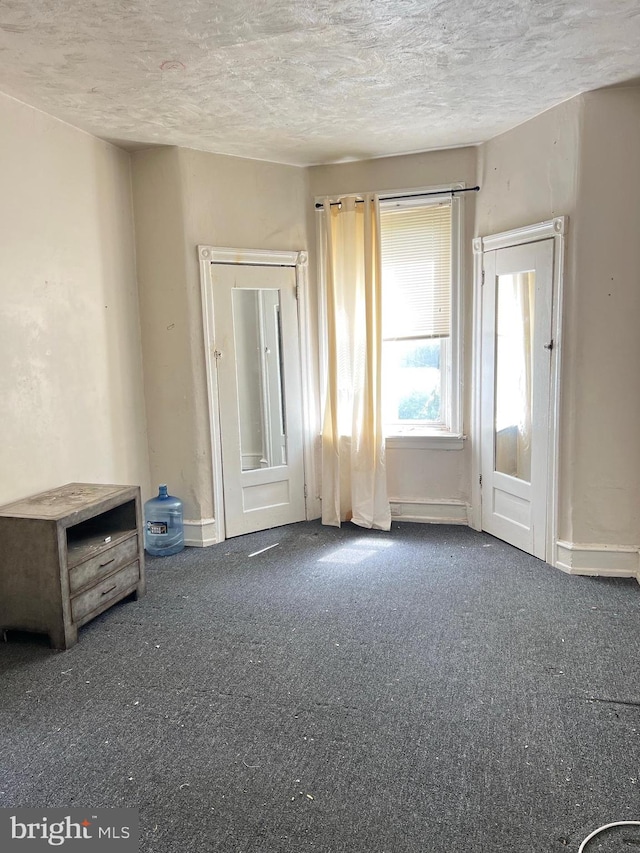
[199,247,310,540]
[473,219,565,561]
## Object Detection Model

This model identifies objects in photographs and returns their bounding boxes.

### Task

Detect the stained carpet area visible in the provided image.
[2,521,640,852]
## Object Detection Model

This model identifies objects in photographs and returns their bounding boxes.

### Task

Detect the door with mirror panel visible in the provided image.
[480,239,554,559]
[211,262,306,538]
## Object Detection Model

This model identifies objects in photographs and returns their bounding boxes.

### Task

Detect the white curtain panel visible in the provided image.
[321,194,391,531]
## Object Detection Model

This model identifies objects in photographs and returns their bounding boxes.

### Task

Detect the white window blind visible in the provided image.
[380,201,452,340]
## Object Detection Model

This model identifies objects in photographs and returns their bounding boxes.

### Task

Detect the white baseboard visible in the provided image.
[556,540,640,580]
[183,517,218,547]
[389,499,470,525]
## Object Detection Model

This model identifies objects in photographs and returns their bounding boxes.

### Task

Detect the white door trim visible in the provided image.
[471,217,566,565]
[198,245,316,543]
[199,246,301,267]
[480,218,566,252]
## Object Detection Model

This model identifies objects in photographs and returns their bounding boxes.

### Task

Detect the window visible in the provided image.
[379,194,462,443]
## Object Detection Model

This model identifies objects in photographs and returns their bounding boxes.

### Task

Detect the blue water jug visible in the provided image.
[144,484,185,556]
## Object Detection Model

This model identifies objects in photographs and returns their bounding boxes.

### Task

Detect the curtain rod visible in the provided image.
[314,185,480,210]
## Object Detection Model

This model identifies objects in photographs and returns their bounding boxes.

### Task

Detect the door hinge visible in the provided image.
[212,348,222,361]
[481,269,485,287]
[295,284,300,301]
[543,339,554,351]
[479,474,483,486]
[304,484,308,499]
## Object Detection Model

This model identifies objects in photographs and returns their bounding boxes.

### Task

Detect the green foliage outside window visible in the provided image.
[398,388,441,421]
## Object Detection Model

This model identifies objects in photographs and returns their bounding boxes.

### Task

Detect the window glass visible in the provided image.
[380,200,454,431]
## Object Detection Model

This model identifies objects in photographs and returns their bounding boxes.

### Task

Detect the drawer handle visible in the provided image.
[100,558,115,568]
[101,585,117,596]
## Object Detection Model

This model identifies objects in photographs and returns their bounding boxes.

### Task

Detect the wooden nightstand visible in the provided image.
[0,483,146,649]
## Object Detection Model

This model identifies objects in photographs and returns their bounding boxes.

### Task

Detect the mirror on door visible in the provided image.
[494,270,535,482]
[232,288,287,471]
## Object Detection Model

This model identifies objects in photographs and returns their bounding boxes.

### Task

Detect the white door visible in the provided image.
[480,239,554,559]
[211,263,306,538]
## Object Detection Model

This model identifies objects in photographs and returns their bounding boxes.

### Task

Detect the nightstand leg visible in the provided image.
[49,623,78,650]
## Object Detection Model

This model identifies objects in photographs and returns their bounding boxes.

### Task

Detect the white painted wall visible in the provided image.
[130,148,200,512]
[475,98,582,237]
[475,97,582,544]
[569,86,640,547]
[0,92,149,506]
[131,148,311,523]
[309,148,478,512]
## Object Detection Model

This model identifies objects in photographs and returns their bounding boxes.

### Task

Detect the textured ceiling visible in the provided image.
[1,0,640,165]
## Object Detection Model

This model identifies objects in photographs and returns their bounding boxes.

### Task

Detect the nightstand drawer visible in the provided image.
[71,561,140,623]
[69,534,138,594]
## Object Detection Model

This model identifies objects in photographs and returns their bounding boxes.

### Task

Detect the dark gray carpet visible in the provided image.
[2,521,640,852]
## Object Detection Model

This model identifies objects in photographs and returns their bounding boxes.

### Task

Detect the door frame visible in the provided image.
[470,217,567,564]
[198,245,318,543]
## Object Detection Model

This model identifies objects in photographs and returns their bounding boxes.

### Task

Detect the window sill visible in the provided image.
[385,432,465,451]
